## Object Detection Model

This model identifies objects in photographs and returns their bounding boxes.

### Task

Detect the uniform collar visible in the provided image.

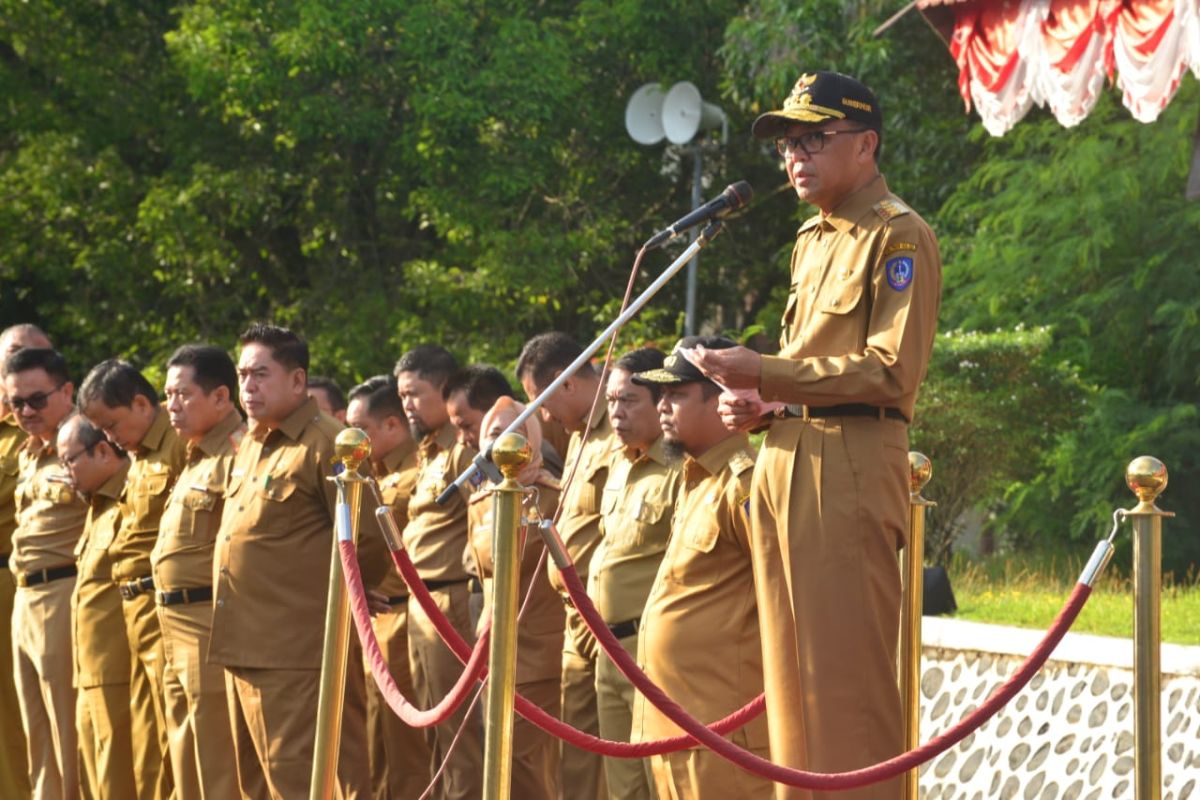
[95,460,131,502]
[195,410,245,458]
[137,407,171,455]
[584,402,608,435]
[688,432,751,479]
[267,396,322,442]
[621,434,670,467]
[380,438,417,475]
[822,174,889,236]
[420,423,458,459]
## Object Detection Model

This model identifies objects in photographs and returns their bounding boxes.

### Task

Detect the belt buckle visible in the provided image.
[119,582,136,600]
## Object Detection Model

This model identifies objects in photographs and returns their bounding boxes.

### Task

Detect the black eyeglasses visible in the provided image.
[775,128,870,158]
[8,382,66,413]
[60,443,96,468]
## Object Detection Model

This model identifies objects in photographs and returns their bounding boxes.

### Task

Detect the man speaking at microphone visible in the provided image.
[693,71,941,799]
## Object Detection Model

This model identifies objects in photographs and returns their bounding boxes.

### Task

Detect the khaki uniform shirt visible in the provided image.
[467,474,565,683]
[588,437,680,624]
[373,441,420,599]
[151,410,245,591]
[759,175,942,422]
[0,414,27,559]
[111,409,187,582]
[73,463,132,688]
[400,424,477,583]
[11,434,87,574]
[548,405,614,593]
[209,397,342,669]
[632,434,767,748]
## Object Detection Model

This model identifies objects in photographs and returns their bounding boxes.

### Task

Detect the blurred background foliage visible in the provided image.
[2,1,1196,572]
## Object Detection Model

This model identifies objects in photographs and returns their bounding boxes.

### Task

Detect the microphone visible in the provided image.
[642,181,753,250]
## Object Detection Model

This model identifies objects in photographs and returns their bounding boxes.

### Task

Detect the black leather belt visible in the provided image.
[780,403,908,424]
[118,576,156,600]
[15,564,76,588]
[0,553,8,570]
[608,618,640,639]
[155,586,213,606]
[468,577,483,594]
[386,595,408,606]
[424,578,466,592]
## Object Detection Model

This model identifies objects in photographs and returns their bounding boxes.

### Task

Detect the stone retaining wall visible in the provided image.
[916,617,1200,799]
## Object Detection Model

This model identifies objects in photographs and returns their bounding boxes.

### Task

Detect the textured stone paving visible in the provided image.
[915,619,1199,799]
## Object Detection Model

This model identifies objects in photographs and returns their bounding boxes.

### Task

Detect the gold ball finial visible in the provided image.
[334,428,372,474]
[1125,455,1167,503]
[491,432,532,481]
[909,451,933,495]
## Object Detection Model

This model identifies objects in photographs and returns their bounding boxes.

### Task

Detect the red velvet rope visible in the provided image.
[556,560,1093,789]
[339,541,488,728]
[384,547,766,757]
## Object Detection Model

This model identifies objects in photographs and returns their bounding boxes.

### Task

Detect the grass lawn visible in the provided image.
[943,554,1200,646]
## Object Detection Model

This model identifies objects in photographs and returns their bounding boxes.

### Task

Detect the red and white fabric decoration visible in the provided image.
[924,0,1200,135]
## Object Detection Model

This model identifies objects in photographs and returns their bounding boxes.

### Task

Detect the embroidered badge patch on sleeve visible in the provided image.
[885,256,914,291]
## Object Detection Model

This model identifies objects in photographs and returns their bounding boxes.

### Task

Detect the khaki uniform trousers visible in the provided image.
[157,601,238,800]
[751,417,906,800]
[366,602,430,800]
[649,745,774,800]
[560,603,605,800]
[595,631,652,800]
[77,682,136,799]
[11,577,76,799]
[225,662,370,800]
[406,582,482,800]
[122,591,172,800]
[0,571,30,798]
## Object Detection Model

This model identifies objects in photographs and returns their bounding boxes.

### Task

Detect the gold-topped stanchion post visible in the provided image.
[483,432,532,800]
[1126,456,1172,800]
[900,452,934,800]
[309,429,372,800]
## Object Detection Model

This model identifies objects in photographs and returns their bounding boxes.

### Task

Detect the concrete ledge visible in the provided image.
[923,615,1200,677]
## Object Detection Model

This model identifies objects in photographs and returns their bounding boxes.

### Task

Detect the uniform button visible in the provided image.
[216,599,225,607]
[809,286,816,294]
[220,566,229,575]
[225,535,232,542]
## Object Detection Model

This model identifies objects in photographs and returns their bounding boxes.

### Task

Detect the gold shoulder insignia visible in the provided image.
[873,198,910,222]
[729,452,756,477]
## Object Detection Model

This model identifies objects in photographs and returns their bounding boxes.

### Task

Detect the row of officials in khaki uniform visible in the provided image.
[0,322,772,800]
[1,68,939,800]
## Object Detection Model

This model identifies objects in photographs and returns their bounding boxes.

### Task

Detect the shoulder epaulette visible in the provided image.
[873,198,910,222]
[227,427,245,455]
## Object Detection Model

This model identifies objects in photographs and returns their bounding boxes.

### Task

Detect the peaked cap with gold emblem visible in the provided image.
[752,70,883,139]
[632,335,737,387]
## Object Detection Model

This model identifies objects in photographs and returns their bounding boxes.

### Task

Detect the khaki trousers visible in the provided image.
[649,745,774,800]
[225,663,370,800]
[751,417,906,800]
[366,601,430,800]
[158,600,237,800]
[77,682,136,800]
[0,570,30,798]
[12,577,76,800]
[122,591,172,800]
[406,582,482,800]
[595,631,651,800]
[560,604,605,800]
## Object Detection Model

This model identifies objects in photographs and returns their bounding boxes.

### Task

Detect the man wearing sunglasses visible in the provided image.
[694,71,942,799]
[0,323,52,799]
[3,347,88,798]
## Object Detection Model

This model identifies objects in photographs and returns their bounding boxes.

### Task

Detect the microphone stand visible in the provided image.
[436,219,728,505]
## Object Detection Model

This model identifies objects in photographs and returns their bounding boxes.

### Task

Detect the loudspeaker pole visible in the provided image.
[686,145,702,336]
